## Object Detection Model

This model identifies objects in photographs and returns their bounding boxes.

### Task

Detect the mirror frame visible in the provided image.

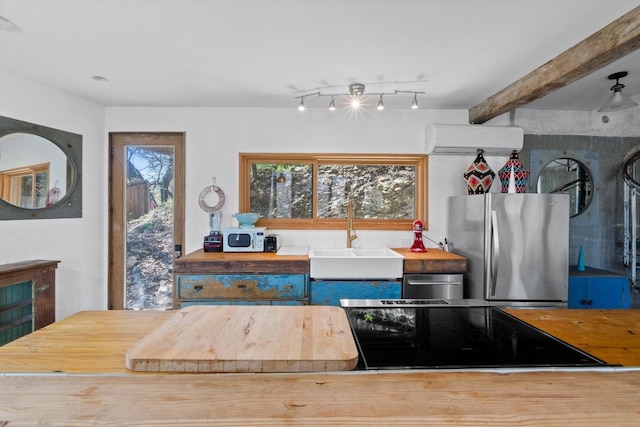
[536,157,594,218]
[529,148,599,227]
[0,115,82,220]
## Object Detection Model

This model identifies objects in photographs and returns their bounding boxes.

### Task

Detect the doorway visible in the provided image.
[108,132,185,310]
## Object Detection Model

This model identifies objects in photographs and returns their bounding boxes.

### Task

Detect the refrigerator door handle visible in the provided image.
[490,210,500,296]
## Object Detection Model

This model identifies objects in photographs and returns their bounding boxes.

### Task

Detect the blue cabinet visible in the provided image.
[568,267,630,309]
[177,274,309,307]
[310,280,401,306]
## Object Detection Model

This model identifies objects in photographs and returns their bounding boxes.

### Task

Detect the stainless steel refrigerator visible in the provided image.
[448,193,570,306]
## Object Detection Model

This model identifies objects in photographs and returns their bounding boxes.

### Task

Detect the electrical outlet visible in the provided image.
[400,239,412,247]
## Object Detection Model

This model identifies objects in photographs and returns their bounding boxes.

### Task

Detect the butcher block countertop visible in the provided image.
[503,308,640,367]
[0,308,639,425]
[175,247,466,274]
[393,247,467,273]
[174,248,310,274]
[126,306,358,372]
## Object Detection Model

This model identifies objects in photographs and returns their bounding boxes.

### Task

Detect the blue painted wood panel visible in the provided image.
[176,274,309,307]
[310,280,401,306]
[178,274,307,299]
[0,280,33,345]
[180,299,306,307]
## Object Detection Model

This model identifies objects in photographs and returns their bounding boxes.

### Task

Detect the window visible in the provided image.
[239,153,428,230]
[0,163,49,209]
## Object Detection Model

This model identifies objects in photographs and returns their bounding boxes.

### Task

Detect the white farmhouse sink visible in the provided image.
[308,247,404,280]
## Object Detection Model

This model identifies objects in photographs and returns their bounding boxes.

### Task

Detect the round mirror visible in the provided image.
[0,132,75,209]
[537,158,593,217]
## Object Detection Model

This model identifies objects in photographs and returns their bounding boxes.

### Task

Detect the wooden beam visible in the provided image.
[469,6,640,124]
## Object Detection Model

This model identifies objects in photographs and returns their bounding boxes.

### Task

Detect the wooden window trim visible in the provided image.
[239,153,428,231]
[0,162,49,207]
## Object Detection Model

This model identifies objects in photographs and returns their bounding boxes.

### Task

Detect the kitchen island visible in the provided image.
[0,308,639,425]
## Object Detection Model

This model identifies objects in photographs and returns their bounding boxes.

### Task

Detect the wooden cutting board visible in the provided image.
[125,305,359,373]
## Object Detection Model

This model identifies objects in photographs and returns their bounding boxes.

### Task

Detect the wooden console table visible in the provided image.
[0,259,59,345]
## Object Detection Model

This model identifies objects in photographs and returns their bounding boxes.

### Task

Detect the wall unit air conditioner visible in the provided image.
[425,124,524,155]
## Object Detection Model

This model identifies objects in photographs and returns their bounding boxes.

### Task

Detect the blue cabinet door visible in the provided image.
[568,276,630,309]
[310,280,401,306]
[568,277,587,308]
[587,278,630,309]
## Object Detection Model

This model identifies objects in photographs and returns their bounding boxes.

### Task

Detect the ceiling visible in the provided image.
[1,0,640,114]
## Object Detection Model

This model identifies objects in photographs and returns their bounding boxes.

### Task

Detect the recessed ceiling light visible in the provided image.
[91,75,111,83]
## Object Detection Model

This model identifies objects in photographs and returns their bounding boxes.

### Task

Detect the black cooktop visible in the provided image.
[343,306,609,370]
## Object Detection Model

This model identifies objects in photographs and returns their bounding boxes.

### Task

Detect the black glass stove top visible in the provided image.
[344,306,609,370]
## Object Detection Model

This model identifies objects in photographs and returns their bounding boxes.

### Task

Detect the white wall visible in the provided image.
[105,107,502,255]
[0,68,106,320]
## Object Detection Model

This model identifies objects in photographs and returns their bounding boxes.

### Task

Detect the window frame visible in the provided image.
[239,153,428,231]
[0,162,50,209]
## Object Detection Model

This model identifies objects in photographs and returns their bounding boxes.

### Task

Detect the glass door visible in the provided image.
[108,133,185,310]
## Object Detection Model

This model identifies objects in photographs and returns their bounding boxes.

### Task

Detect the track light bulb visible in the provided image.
[298,98,306,111]
[329,96,336,111]
[411,93,419,109]
[351,97,361,109]
[377,95,385,110]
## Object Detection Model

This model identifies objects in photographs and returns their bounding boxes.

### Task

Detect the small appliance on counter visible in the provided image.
[203,232,223,252]
[264,234,279,253]
[203,211,223,252]
[222,212,266,252]
[198,179,226,253]
[410,219,427,252]
[223,227,267,252]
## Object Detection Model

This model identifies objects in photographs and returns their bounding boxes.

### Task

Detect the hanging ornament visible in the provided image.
[463,149,495,194]
[198,177,226,212]
[498,150,530,193]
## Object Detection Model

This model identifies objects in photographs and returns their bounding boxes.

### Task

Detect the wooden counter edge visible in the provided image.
[0,259,60,286]
[175,248,467,274]
[175,250,309,274]
[1,370,639,424]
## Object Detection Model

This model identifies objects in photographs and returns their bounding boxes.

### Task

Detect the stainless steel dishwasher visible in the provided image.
[402,274,463,299]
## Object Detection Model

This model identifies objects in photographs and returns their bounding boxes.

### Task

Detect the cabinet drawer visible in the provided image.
[178,274,308,300]
[180,299,307,308]
[310,280,401,306]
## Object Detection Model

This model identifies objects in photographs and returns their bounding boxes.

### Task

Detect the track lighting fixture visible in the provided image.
[598,71,638,112]
[410,93,419,109]
[329,96,336,111]
[295,83,425,111]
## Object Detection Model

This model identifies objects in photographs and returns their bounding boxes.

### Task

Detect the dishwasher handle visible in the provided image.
[406,279,463,286]
[402,274,464,300]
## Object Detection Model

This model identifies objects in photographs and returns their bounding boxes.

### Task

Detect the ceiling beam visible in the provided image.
[468,6,640,124]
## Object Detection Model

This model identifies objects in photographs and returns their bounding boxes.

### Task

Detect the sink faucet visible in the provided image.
[346,198,358,248]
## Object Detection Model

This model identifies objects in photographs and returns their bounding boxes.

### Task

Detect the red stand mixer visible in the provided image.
[410,219,427,252]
